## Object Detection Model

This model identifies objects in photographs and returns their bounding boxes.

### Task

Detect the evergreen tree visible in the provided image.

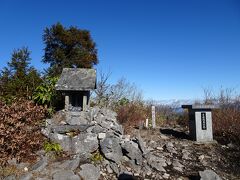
[42,22,98,76]
[0,47,42,100]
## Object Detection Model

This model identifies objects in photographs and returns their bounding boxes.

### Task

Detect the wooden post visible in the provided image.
[152,106,156,128]
[83,95,87,111]
[65,95,69,111]
[145,118,149,128]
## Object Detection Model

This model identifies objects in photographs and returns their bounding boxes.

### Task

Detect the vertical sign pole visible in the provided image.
[145,118,149,128]
[152,106,156,129]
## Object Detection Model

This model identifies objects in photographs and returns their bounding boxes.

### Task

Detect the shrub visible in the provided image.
[213,107,240,145]
[90,151,103,164]
[33,77,58,107]
[203,88,240,144]
[33,76,64,115]
[0,99,47,166]
[43,141,62,154]
[116,102,147,133]
[176,110,189,127]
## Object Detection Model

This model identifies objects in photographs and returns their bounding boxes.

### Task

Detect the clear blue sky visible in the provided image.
[0,0,240,101]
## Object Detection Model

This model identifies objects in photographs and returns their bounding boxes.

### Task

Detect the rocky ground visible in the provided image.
[138,127,240,180]
[1,107,240,180]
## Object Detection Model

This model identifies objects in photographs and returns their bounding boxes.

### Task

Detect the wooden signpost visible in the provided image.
[152,106,156,128]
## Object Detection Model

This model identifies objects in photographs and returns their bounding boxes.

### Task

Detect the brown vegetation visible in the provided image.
[0,99,47,166]
[116,102,147,134]
[204,88,240,145]
[213,107,240,145]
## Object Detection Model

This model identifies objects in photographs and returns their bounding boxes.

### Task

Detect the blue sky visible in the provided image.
[0,0,240,101]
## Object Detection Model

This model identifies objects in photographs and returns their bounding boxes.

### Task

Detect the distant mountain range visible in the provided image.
[145,99,203,107]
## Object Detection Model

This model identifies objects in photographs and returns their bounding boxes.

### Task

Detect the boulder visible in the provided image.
[165,142,177,154]
[31,156,48,172]
[135,134,146,154]
[72,133,98,154]
[99,108,117,120]
[66,111,90,125]
[146,154,166,172]
[109,162,120,175]
[121,140,143,165]
[100,136,123,163]
[110,123,123,135]
[78,164,100,180]
[172,159,184,169]
[199,170,221,180]
[90,124,106,134]
[182,149,191,160]
[106,164,113,174]
[89,107,100,121]
[51,158,80,171]
[49,133,72,152]
[53,170,80,180]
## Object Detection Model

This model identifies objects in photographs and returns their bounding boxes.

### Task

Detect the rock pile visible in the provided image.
[40,107,149,179]
[42,107,141,159]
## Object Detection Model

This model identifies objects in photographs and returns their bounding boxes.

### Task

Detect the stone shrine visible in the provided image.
[55,68,96,111]
[182,104,217,142]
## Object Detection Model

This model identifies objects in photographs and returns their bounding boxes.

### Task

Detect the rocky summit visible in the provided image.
[3,107,239,180]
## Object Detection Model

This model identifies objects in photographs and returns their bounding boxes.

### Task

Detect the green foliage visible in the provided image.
[90,151,103,164]
[0,47,42,101]
[42,22,98,76]
[33,77,58,108]
[43,141,62,153]
[118,97,130,106]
